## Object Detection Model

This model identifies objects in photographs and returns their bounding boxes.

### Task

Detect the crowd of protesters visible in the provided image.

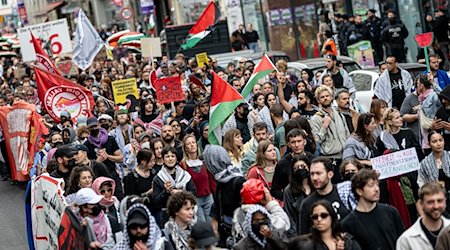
[0,16,449,249]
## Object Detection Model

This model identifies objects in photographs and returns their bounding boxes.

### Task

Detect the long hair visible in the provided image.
[382,108,400,133]
[293,116,317,153]
[370,99,387,123]
[289,155,313,196]
[66,166,95,195]
[253,140,275,168]
[182,134,199,161]
[223,129,243,161]
[354,113,376,147]
[310,200,342,243]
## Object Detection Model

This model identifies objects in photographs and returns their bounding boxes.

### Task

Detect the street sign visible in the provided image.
[18,19,72,62]
[120,7,134,20]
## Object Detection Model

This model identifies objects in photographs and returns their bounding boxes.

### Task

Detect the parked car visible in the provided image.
[351,63,427,112]
[287,56,362,84]
[215,50,290,69]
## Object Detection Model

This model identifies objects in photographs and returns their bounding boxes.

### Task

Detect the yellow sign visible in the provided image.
[0,16,4,23]
[111,78,139,105]
[196,52,208,68]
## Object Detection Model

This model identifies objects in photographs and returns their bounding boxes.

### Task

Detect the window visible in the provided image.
[352,73,373,91]
[1,0,7,6]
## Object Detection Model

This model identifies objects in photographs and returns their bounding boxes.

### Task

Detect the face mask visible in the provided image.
[67,159,76,169]
[90,204,103,217]
[294,168,309,180]
[344,172,355,181]
[101,123,110,130]
[52,142,63,148]
[63,138,70,144]
[129,233,148,248]
[251,221,269,240]
[90,129,100,137]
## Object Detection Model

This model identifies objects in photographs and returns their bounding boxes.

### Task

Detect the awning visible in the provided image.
[61,1,80,14]
[46,0,66,12]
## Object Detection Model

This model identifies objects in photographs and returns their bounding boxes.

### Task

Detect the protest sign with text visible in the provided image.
[371,148,420,179]
[18,19,72,62]
[111,78,139,112]
[153,76,184,104]
[31,174,67,250]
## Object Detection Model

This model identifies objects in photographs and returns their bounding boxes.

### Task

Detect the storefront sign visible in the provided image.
[140,0,154,15]
[371,148,419,179]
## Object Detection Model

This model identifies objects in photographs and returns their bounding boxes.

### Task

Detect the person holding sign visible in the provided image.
[376,108,424,161]
[418,131,450,191]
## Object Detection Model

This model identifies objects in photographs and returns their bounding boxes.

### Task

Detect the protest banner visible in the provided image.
[370,148,420,179]
[111,78,139,112]
[347,40,375,68]
[58,207,91,250]
[35,67,95,124]
[31,174,67,249]
[196,52,208,67]
[153,76,184,104]
[141,37,162,58]
[18,19,72,62]
[0,101,45,181]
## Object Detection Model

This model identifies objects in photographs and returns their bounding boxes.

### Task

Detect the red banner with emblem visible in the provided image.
[153,76,184,104]
[35,67,95,123]
[0,101,47,181]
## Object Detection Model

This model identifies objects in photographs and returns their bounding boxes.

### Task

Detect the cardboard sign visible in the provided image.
[18,19,72,62]
[347,40,375,68]
[371,148,420,179]
[111,78,139,112]
[141,37,162,58]
[196,52,208,68]
[31,174,67,249]
[56,60,79,76]
[153,76,184,104]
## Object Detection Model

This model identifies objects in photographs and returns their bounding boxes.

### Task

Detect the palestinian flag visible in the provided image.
[208,71,244,145]
[181,1,220,50]
[240,54,276,99]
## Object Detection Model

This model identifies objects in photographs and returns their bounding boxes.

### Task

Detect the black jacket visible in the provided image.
[381,20,409,48]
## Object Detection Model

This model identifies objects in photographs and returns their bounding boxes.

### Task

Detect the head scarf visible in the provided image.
[202,145,243,183]
[245,205,272,247]
[92,177,118,207]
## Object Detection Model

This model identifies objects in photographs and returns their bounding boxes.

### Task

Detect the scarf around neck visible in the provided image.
[418,88,433,102]
[164,218,191,250]
[157,165,191,189]
[92,210,109,244]
[420,151,450,183]
[88,128,108,148]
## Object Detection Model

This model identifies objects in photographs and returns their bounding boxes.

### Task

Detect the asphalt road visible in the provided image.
[0,180,28,249]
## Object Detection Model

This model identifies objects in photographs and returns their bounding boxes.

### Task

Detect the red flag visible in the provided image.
[34,67,95,123]
[148,69,157,89]
[30,31,61,75]
[189,74,207,91]
[29,112,49,171]
[0,101,37,181]
[153,76,185,104]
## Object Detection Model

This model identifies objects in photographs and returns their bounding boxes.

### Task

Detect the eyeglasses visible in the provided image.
[311,213,330,221]
[244,73,251,76]
[99,188,112,194]
[172,124,180,128]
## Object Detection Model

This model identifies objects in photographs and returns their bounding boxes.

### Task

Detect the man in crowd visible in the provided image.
[110,112,133,149]
[160,124,183,161]
[426,7,450,70]
[74,144,110,178]
[271,103,287,156]
[335,88,358,133]
[310,85,350,182]
[374,55,413,109]
[50,145,78,183]
[242,122,272,174]
[365,9,383,63]
[318,55,356,98]
[432,85,450,150]
[396,182,450,249]
[426,54,450,89]
[299,157,350,234]
[222,103,252,144]
[381,10,409,63]
[342,169,405,250]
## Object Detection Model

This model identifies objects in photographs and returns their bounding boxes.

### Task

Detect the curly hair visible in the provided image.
[167,191,197,218]
[66,166,95,195]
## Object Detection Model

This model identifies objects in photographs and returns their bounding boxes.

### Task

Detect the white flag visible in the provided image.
[72,9,103,70]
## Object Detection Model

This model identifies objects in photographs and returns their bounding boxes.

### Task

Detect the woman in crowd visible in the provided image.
[262,82,274,95]
[152,146,196,225]
[343,113,378,166]
[123,149,158,197]
[94,98,110,117]
[65,166,95,205]
[139,98,158,123]
[370,99,387,138]
[301,68,315,88]
[254,93,276,134]
[92,177,120,221]
[179,135,216,223]
[170,119,185,141]
[164,191,197,250]
[418,131,450,190]
[100,77,114,100]
[223,129,244,170]
[376,108,424,160]
[309,200,361,250]
[247,140,278,189]
[150,138,165,171]
[197,121,209,154]
[283,155,313,237]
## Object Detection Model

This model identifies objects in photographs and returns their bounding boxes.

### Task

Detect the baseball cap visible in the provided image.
[127,206,149,227]
[138,133,151,143]
[75,144,89,152]
[87,117,99,128]
[240,179,265,204]
[191,222,218,248]
[75,188,103,205]
[98,114,113,121]
[54,145,78,159]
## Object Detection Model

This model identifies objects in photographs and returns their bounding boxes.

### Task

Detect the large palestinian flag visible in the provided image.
[240,54,277,99]
[181,1,220,50]
[208,71,244,145]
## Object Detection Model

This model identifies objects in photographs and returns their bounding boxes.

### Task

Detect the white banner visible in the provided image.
[18,19,72,62]
[371,148,420,179]
[31,174,67,249]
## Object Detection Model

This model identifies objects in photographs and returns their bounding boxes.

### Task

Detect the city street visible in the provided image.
[0,180,28,249]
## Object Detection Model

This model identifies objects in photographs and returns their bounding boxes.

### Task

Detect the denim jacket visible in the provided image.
[421,91,441,119]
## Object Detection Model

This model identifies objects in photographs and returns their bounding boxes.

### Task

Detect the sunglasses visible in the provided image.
[244,73,251,76]
[128,224,147,230]
[99,188,112,194]
[311,213,330,221]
